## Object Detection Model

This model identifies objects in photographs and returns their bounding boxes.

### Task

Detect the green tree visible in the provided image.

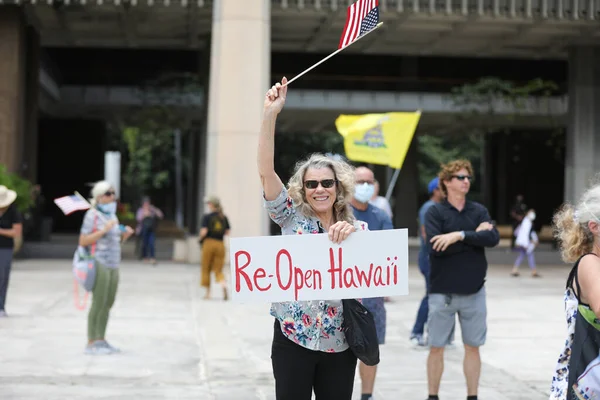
[0,165,33,213]
[112,73,202,201]
[417,77,560,199]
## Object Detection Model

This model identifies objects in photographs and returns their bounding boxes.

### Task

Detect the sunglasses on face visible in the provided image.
[452,175,473,182]
[304,179,337,189]
[104,191,116,197]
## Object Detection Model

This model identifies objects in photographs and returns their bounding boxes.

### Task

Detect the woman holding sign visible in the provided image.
[259,77,365,400]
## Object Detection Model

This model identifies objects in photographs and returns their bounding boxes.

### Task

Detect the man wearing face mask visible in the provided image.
[350,166,393,400]
[511,208,540,277]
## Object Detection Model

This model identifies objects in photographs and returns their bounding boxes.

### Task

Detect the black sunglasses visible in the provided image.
[452,175,473,182]
[304,179,337,189]
[104,191,116,197]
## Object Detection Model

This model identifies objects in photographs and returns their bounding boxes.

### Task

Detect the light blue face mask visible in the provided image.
[354,183,375,203]
[97,201,117,215]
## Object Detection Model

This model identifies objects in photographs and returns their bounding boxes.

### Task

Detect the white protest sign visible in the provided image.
[229,229,409,303]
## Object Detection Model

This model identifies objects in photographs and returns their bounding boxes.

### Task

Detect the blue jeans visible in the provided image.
[0,248,13,311]
[141,229,156,259]
[411,250,430,336]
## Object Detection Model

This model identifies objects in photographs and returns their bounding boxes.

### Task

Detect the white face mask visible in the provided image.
[354,183,375,203]
[97,201,117,215]
[527,212,536,221]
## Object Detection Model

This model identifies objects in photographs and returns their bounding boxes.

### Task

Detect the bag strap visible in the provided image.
[91,212,98,256]
[73,211,99,311]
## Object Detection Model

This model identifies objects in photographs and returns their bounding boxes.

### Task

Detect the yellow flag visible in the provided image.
[335,112,421,169]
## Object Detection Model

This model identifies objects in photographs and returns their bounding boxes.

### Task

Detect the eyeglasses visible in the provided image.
[104,191,116,197]
[452,175,473,182]
[304,179,337,189]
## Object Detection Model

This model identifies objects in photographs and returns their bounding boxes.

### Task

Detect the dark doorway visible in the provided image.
[37,117,106,233]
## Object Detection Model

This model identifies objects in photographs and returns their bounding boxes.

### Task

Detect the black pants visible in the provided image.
[271,319,357,400]
[0,248,13,311]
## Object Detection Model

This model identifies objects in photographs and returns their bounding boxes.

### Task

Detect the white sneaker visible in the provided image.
[410,334,427,348]
[84,341,112,355]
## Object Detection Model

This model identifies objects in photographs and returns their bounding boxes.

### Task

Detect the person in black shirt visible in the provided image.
[199,196,230,300]
[423,160,500,400]
[0,185,23,317]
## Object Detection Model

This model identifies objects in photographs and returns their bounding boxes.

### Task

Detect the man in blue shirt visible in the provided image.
[350,166,393,400]
[410,177,446,347]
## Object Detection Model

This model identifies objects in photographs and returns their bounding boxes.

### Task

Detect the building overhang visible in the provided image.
[38,74,567,132]
[13,0,599,59]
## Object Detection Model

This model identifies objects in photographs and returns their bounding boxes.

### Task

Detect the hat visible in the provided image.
[428,177,440,194]
[204,196,220,207]
[0,185,17,208]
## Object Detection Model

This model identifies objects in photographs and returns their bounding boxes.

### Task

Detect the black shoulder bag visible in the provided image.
[341,298,380,366]
[316,222,380,366]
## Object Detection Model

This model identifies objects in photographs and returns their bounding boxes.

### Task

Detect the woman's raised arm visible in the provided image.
[258,77,288,201]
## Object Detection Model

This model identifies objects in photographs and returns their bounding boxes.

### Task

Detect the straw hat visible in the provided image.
[0,185,17,209]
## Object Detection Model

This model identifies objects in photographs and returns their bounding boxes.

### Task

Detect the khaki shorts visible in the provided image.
[427,286,487,348]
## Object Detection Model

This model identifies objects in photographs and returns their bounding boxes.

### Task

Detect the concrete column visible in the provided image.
[0,6,26,174]
[393,139,419,236]
[564,47,600,203]
[203,0,271,237]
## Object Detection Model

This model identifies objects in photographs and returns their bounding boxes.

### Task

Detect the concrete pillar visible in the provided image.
[203,0,271,237]
[564,47,600,203]
[0,6,26,174]
[393,139,419,236]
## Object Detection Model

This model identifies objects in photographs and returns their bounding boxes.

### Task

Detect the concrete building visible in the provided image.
[0,0,598,238]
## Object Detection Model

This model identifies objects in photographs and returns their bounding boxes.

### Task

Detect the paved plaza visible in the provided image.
[1,258,568,400]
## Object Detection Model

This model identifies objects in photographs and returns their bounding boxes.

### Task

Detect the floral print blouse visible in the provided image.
[263,185,367,353]
[549,288,578,400]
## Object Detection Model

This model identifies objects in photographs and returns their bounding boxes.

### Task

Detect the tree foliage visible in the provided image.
[417,77,560,195]
[0,164,33,213]
[114,73,202,199]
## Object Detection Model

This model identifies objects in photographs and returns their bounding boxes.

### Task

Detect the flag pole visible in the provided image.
[383,109,422,202]
[282,22,384,87]
[385,168,401,202]
[74,191,110,223]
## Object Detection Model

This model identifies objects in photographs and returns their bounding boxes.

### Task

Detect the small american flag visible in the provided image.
[338,0,380,49]
[54,194,90,215]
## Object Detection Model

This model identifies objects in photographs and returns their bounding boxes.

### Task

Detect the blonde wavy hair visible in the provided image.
[438,159,474,196]
[553,181,600,263]
[287,153,356,224]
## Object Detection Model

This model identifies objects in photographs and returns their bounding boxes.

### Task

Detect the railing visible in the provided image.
[270,73,569,94]
[272,0,600,20]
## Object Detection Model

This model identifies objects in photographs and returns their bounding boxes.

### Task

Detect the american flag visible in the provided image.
[54,194,91,215]
[338,0,380,49]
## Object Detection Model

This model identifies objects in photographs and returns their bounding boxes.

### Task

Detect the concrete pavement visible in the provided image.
[0,259,568,400]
